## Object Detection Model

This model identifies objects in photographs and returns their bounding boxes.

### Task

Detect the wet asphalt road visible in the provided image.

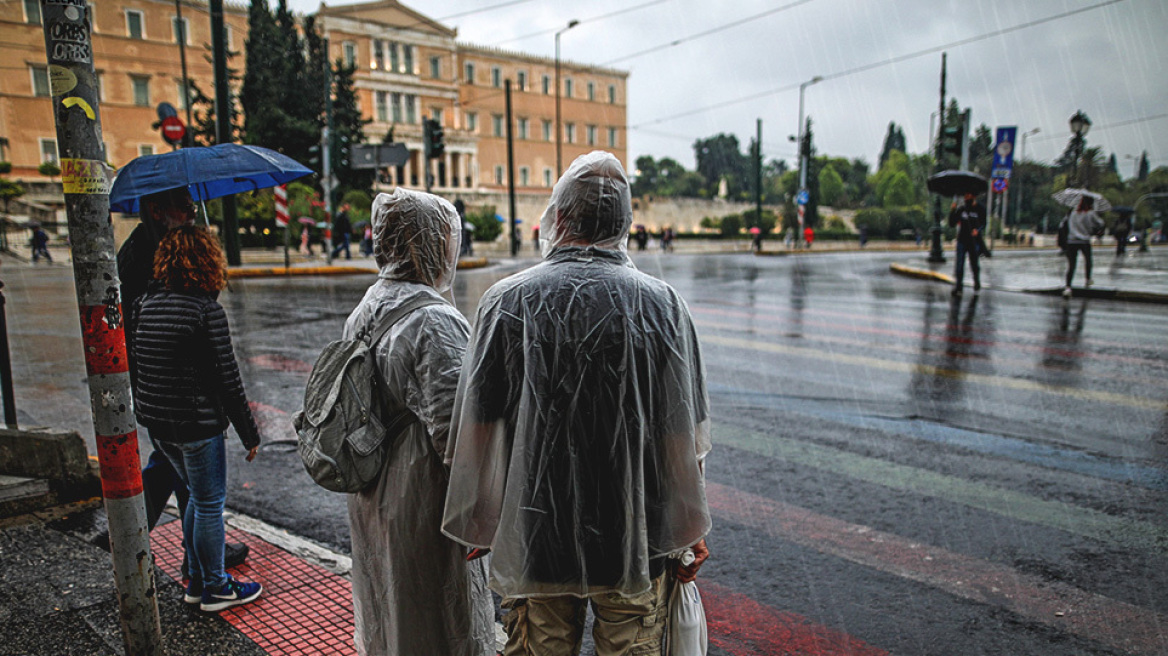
[6,249,1168,655]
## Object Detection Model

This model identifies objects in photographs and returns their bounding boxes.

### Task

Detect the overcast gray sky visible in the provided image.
[295,0,1168,176]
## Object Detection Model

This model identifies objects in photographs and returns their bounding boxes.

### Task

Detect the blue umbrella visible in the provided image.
[109,144,312,213]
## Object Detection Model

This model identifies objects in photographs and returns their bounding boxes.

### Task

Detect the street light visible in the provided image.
[1014,127,1039,232]
[1068,110,1091,187]
[795,75,823,242]
[1125,154,1139,180]
[555,19,580,177]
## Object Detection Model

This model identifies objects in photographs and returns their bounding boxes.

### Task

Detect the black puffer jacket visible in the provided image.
[132,283,261,449]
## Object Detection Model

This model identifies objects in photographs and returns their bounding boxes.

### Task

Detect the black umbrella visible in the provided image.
[927,170,987,197]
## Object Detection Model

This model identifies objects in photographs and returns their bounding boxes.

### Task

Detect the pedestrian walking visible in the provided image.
[331,203,353,260]
[948,193,986,296]
[346,189,494,656]
[662,225,675,252]
[1060,195,1105,297]
[443,152,711,656]
[133,224,263,612]
[1112,211,1132,256]
[859,226,868,248]
[803,225,815,249]
[532,225,541,253]
[30,226,52,263]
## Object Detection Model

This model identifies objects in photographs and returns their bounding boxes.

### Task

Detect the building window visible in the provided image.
[30,65,50,97]
[376,91,388,122]
[494,165,504,185]
[430,56,441,79]
[564,78,573,98]
[517,70,527,91]
[544,168,553,187]
[586,125,597,146]
[24,0,41,24]
[403,45,414,74]
[405,94,417,123]
[520,166,530,187]
[491,66,502,88]
[126,10,144,39]
[608,85,616,104]
[608,127,618,147]
[373,39,384,70]
[389,42,400,72]
[139,144,155,157]
[542,120,552,142]
[565,123,576,144]
[541,75,551,95]
[464,62,475,84]
[517,117,528,140]
[492,114,504,137]
[466,112,477,132]
[587,81,595,101]
[131,76,150,106]
[39,139,58,165]
[391,92,402,122]
[432,108,444,124]
[172,16,190,45]
[225,25,234,49]
[177,80,193,109]
[343,41,357,68]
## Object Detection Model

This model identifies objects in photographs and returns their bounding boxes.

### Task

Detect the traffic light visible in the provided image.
[940,111,967,160]
[424,118,445,159]
[307,143,321,168]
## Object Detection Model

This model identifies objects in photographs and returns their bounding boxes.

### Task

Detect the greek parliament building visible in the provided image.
[0,0,628,196]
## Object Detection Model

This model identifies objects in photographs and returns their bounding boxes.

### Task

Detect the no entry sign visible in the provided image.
[160,115,185,146]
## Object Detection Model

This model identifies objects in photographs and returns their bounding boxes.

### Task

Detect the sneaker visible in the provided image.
[183,579,203,604]
[1062,287,1073,298]
[200,576,263,612]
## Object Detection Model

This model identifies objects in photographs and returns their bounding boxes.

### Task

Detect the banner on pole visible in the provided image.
[991,126,1017,179]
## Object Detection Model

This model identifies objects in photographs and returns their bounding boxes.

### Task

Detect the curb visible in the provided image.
[889,263,954,284]
[226,257,493,279]
[890,263,1168,305]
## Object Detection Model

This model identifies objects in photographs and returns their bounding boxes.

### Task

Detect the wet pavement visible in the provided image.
[3,247,1167,655]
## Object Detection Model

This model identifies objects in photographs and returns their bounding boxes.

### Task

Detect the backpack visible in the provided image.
[1057,217,1069,251]
[293,295,444,493]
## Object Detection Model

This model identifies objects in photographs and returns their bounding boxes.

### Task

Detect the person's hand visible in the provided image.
[971,229,979,237]
[246,446,259,462]
[676,539,709,583]
[950,201,958,210]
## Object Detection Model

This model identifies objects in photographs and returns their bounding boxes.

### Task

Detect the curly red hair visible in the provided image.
[153,225,227,293]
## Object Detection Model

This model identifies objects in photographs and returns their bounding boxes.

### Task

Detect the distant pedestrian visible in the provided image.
[361,224,373,257]
[662,226,675,252]
[803,225,815,249]
[454,199,473,257]
[1061,195,1104,297]
[1112,211,1132,256]
[948,193,986,296]
[532,225,541,252]
[331,203,353,260]
[300,226,313,255]
[914,228,923,247]
[859,226,868,248]
[30,226,52,263]
[785,227,795,249]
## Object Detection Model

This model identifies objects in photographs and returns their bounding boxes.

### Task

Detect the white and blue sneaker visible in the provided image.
[200,576,262,612]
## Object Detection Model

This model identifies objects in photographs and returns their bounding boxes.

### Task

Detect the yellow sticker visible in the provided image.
[49,65,77,95]
[61,158,110,195]
[62,96,95,119]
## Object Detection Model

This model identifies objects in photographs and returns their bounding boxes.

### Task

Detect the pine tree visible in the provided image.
[241,0,282,146]
[1107,153,1119,175]
[331,61,373,194]
[879,122,906,168]
[803,117,819,227]
[968,124,993,174]
[1138,151,1149,181]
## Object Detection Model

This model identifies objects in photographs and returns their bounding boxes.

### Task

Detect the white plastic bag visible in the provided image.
[666,549,708,656]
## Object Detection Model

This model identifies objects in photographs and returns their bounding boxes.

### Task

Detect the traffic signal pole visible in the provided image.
[505,80,518,256]
[927,53,947,264]
[38,1,162,652]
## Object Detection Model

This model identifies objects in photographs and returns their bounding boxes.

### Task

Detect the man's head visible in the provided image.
[539,151,632,255]
[141,187,196,232]
[963,193,976,205]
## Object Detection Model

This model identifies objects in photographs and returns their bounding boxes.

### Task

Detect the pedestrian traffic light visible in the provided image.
[424,118,445,160]
[307,143,321,168]
[941,113,966,160]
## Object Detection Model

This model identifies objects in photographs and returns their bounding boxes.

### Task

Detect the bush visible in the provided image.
[719,214,742,236]
[0,162,12,175]
[854,206,928,240]
[467,205,502,242]
[38,162,61,178]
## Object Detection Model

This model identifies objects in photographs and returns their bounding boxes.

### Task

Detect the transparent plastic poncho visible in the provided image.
[345,189,494,655]
[443,152,712,599]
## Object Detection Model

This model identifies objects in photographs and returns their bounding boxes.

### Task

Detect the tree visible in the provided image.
[1107,153,1119,175]
[882,171,915,207]
[1138,151,1149,181]
[818,164,844,207]
[968,124,993,174]
[694,133,749,199]
[879,122,906,168]
[331,60,373,194]
[800,117,820,227]
[0,178,25,216]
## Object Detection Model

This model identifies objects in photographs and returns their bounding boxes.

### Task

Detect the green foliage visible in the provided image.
[879,122,906,168]
[853,206,928,240]
[632,156,706,198]
[694,133,751,199]
[824,215,848,232]
[466,205,501,242]
[341,189,372,224]
[699,216,720,231]
[0,178,25,214]
[968,124,993,175]
[331,61,373,196]
[38,162,61,178]
[818,165,844,206]
[719,214,742,236]
[882,171,915,207]
[0,162,11,175]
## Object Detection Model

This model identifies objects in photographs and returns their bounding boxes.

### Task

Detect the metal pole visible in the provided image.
[38,2,161,652]
[175,0,193,145]
[505,79,518,256]
[210,0,240,265]
[322,43,334,264]
[555,32,562,178]
[755,118,763,246]
[0,281,16,427]
[927,53,947,263]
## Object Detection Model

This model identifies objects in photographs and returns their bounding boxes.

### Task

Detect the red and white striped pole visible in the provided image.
[39,1,162,652]
[275,184,290,271]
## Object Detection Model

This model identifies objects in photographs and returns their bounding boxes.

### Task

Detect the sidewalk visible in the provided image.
[890,245,1168,304]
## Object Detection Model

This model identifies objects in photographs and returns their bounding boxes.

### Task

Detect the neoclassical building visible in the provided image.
[0,0,628,196]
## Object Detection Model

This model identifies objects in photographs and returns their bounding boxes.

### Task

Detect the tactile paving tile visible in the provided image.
[153,521,357,655]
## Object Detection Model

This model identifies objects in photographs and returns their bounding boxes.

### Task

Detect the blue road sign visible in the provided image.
[797,189,810,205]
[992,126,1018,174]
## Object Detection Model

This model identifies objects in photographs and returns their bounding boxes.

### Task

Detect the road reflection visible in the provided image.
[1039,300,1089,384]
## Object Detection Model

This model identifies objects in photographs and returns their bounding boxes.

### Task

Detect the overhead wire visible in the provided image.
[488,0,674,47]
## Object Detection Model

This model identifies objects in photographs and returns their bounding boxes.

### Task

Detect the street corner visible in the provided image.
[890,262,955,284]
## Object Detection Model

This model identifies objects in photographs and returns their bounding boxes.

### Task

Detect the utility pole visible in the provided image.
[322,42,334,264]
[175,0,192,145]
[38,1,162,652]
[209,0,240,265]
[755,118,763,244]
[927,53,947,264]
[505,79,518,256]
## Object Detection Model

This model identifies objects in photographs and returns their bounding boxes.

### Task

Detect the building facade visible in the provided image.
[1,0,627,197]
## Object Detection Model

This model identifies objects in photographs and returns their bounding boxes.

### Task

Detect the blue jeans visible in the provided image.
[331,232,351,259]
[158,436,228,589]
[954,239,980,288]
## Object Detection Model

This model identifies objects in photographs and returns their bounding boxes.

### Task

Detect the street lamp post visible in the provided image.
[1068,110,1091,187]
[1014,127,1039,231]
[795,75,822,243]
[555,19,580,178]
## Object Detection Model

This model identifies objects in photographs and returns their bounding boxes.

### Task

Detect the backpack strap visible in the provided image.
[361,294,449,349]
[360,294,450,433]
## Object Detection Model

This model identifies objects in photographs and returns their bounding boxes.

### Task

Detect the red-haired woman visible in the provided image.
[133,224,263,612]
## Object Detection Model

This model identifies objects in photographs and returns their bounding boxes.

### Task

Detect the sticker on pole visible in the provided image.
[49,65,77,95]
[61,158,111,195]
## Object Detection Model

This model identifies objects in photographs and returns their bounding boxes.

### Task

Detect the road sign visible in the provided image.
[350,143,410,170]
[991,168,1012,179]
[274,184,289,227]
[992,177,1009,193]
[992,126,1017,174]
[797,189,809,205]
[160,115,185,146]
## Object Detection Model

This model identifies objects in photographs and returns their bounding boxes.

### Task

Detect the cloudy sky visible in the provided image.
[291,0,1167,176]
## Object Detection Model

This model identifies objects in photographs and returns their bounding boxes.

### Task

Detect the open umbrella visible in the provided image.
[927,170,987,197]
[749,226,761,235]
[298,216,316,225]
[109,144,312,213]
[1052,188,1112,212]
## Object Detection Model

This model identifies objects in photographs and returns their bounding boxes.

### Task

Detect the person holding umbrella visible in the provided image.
[1058,193,1105,297]
[948,192,987,296]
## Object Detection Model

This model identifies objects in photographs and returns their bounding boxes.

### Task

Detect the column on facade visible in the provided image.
[403,150,413,189]
[443,151,453,189]
[468,153,477,189]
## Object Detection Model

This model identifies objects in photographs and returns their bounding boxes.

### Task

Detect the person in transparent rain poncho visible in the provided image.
[442,152,712,655]
[344,189,494,656]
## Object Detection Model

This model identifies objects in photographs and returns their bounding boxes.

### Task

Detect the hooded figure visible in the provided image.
[345,189,494,656]
[442,152,711,654]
